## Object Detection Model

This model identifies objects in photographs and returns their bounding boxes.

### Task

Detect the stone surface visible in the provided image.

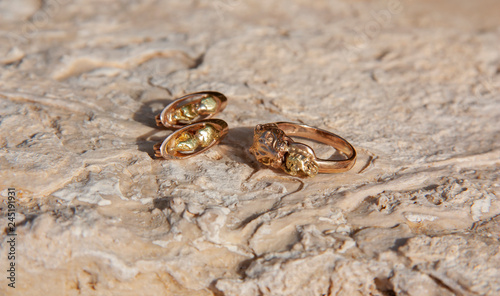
[1,0,499,295]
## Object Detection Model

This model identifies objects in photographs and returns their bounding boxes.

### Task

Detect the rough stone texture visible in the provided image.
[1,0,499,295]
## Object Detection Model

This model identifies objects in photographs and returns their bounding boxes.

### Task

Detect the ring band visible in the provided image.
[155,91,228,129]
[249,122,356,177]
[154,119,228,159]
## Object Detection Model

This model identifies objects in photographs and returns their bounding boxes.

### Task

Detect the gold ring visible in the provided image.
[154,119,228,159]
[249,122,356,177]
[155,91,228,129]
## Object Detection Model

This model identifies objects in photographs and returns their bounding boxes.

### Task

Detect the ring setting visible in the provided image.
[249,122,356,177]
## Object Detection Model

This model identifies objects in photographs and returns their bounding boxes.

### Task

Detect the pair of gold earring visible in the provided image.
[153,91,229,160]
[153,91,356,178]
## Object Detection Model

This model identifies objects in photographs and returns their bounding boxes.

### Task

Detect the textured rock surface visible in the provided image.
[1,0,500,295]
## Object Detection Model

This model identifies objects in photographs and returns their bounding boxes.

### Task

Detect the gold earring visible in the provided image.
[154,119,228,159]
[155,91,228,129]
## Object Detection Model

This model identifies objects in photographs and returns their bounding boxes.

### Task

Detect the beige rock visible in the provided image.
[1,0,499,295]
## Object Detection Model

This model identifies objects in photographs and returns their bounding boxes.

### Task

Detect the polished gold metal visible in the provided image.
[155,91,228,128]
[249,122,356,177]
[154,119,228,159]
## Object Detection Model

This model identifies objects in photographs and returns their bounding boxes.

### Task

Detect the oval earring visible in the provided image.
[155,91,228,129]
[154,119,228,159]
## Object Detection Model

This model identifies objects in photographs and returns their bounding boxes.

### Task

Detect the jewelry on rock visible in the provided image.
[154,119,228,159]
[249,122,356,177]
[155,91,228,129]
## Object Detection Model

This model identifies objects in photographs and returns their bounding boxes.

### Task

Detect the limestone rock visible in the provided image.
[1,0,499,295]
